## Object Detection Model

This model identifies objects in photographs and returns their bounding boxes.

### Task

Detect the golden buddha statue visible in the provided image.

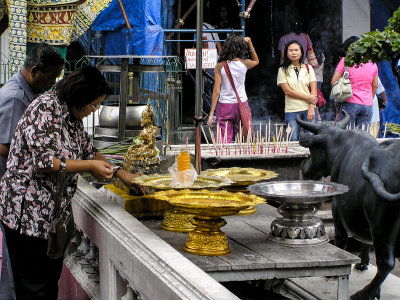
[124,100,158,161]
[116,100,161,189]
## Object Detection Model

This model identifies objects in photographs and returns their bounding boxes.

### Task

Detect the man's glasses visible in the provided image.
[91,103,101,111]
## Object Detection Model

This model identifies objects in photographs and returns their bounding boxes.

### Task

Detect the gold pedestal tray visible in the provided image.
[132,174,233,232]
[153,189,265,255]
[202,168,278,215]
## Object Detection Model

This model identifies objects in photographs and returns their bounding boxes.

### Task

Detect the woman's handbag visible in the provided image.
[222,61,253,138]
[304,34,318,68]
[330,67,352,102]
[305,64,326,107]
[47,156,75,259]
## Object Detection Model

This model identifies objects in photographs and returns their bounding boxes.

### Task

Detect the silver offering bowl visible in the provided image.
[248,180,349,246]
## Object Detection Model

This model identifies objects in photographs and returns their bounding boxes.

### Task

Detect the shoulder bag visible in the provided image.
[305,64,326,107]
[47,156,75,259]
[304,34,318,68]
[330,66,353,102]
[222,61,253,138]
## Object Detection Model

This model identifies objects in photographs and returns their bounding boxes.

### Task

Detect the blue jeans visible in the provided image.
[0,223,15,300]
[379,109,386,138]
[285,109,317,141]
[339,102,372,130]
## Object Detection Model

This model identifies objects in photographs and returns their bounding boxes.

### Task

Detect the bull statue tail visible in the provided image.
[361,152,400,203]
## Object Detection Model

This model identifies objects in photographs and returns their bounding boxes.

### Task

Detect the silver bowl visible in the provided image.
[99,104,147,129]
[248,180,349,246]
[248,180,349,205]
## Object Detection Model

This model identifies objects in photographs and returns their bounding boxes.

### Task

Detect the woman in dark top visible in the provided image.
[0,66,144,299]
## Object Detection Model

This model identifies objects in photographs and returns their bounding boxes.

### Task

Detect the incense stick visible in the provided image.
[200,124,212,153]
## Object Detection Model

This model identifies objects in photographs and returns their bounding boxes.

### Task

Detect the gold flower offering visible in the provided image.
[153,189,265,256]
[132,174,234,232]
[202,167,278,215]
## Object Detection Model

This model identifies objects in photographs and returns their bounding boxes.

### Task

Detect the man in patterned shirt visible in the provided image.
[0,43,64,300]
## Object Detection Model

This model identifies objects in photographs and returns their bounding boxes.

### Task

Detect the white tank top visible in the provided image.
[219,60,248,104]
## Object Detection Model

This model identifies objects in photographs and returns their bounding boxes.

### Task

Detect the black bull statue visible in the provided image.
[296,111,400,300]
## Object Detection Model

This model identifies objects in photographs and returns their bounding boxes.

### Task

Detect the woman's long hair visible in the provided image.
[281,40,304,74]
[217,34,248,63]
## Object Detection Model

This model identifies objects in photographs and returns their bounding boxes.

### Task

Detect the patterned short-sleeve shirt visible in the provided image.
[0,91,97,239]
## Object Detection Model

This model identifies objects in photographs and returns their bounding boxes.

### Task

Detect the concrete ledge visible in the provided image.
[71,177,239,300]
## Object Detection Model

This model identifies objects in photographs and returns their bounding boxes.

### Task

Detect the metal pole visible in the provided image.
[194,0,203,173]
[240,0,245,36]
[118,58,129,141]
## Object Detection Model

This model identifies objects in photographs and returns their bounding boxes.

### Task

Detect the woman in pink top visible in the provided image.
[331,36,378,128]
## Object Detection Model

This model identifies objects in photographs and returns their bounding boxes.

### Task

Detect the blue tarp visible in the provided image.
[91,0,163,55]
[371,0,400,124]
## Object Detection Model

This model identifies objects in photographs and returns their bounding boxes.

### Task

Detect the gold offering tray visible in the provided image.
[202,167,278,186]
[154,189,264,213]
[153,189,265,256]
[132,173,233,190]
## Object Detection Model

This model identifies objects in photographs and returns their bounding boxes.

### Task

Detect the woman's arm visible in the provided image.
[331,71,343,86]
[310,81,317,96]
[372,75,378,99]
[243,37,259,69]
[279,82,317,104]
[39,152,144,195]
[207,64,222,126]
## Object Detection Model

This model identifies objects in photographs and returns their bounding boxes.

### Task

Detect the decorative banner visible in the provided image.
[184,48,217,69]
[7,0,112,77]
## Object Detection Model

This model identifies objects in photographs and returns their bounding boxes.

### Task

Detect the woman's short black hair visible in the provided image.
[24,43,65,72]
[55,66,111,110]
[342,36,360,53]
[218,34,248,62]
[281,40,304,73]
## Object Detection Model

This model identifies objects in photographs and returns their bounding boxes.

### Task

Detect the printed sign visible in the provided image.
[185,48,218,69]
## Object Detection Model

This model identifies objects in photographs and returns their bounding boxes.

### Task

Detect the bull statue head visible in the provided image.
[295,110,350,135]
[295,111,350,180]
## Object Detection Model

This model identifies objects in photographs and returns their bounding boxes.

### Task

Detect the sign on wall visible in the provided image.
[185,49,218,69]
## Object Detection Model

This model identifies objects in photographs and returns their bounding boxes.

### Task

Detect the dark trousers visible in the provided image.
[3,224,63,300]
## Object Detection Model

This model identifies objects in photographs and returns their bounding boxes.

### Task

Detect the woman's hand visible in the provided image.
[207,114,216,127]
[244,37,252,45]
[307,105,316,122]
[307,94,318,105]
[117,170,145,195]
[90,160,114,182]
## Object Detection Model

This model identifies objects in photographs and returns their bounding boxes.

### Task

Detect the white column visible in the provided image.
[342,0,371,42]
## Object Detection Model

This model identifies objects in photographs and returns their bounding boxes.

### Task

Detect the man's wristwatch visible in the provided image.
[112,166,121,178]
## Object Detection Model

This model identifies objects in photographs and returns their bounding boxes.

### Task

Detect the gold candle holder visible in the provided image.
[153,189,265,255]
[132,174,234,232]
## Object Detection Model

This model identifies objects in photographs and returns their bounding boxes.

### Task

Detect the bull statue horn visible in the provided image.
[336,110,350,129]
[295,116,321,134]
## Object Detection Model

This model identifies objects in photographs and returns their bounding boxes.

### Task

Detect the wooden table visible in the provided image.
[141,204,359,300]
